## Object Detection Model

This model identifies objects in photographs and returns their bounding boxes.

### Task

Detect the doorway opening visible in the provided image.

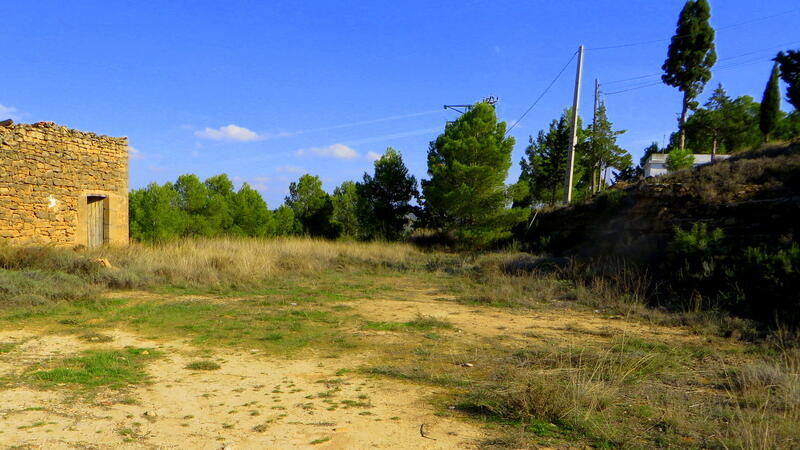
[86,196,107,248]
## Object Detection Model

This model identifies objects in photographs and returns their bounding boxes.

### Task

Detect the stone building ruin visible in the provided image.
[0,121,129,247]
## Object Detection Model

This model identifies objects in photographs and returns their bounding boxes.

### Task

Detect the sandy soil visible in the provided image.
[0,328,482,449]
[347,288,709,347]
[0,288,711,449]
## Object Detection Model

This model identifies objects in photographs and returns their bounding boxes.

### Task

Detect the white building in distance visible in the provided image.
[644,153,731,177]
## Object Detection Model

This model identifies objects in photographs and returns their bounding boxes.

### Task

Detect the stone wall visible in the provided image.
[0,122,129,247]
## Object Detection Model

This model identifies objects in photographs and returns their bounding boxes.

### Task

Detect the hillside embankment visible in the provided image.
[528,142,800,325]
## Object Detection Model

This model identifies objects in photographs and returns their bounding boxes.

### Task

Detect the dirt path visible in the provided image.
[347,288,708,347]
[0,328,482,449]
[0,288,715,449]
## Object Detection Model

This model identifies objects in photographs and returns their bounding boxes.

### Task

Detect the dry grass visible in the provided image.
[94,237,422,287]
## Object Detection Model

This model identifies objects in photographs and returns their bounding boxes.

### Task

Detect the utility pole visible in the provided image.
[563,45,584,204]
[591,79,600,194]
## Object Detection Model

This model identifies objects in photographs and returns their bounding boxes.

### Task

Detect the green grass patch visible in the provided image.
[363,314,453,332]
[28,347,159,389]
[0,342,17,353]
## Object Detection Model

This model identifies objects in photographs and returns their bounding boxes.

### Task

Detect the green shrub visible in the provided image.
[664,222,800,325]
[666,148,695,171]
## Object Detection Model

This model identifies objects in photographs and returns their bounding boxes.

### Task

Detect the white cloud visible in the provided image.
[366,151,381,162]
[277,165,305,174]
[195,124,262,142]
[0,104,20,121]
[296,143,358,160]
[128,145,144,160]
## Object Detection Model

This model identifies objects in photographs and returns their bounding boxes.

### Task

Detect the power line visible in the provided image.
[505,51,577,135]
[587,8,799,51]
[603,55,778,96]
[602,40,800,87]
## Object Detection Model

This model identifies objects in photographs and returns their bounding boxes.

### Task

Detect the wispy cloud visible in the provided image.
[342,127,441,146]
[296,143,358,160]
[195,124,262,142]
[128,145,144,160]
[0,104,21,121]
[366,151,381,161]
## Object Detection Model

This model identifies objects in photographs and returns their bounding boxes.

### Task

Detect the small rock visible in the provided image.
[141,350,149,355]
[143,411,157,418]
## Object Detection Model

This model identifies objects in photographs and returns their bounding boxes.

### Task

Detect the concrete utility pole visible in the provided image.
[563,45,584,204]
[591,79,600,194]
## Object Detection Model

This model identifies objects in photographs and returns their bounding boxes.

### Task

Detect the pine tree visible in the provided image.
[520,115,570,205]
[285,174,336,238]
[662,0,717,149]
[775,50,800,111]
[421,102,526,247]
[760,62,781,143]
[273,204,301,236]
[357,147,418,241]
[519,109,589,205]
[331,181,360,238]
[584,102,630,193]
[230,183,273,237]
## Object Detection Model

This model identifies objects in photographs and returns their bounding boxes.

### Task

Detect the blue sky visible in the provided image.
[2,1,798,206]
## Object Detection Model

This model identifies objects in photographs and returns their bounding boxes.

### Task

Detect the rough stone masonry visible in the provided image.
[0,121,129,247]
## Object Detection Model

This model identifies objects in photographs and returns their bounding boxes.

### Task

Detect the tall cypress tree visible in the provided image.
[662,0,716,150]
[421,102,526,247]
[760,62,781,143]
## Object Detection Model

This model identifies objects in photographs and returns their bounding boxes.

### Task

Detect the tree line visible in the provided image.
[128,102,633,247]
[130,0,800,248]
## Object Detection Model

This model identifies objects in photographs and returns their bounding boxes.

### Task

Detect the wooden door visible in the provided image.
[87,196,105,248]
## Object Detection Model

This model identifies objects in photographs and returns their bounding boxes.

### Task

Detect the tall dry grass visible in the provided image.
[96,237,422,286]
[0,237,426,302]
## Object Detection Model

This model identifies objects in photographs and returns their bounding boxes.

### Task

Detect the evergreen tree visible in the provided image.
[684,89,761,154]
[584,102,631,193]
[519,109,587,205]
[356,147,418,241]
[331,181,360,238]
[760,62,781,143]
[129,182,183,242]
[662,0,716,149]
[421,102,526,246]
[231,183,273,237]
[273,204,301,236]
[775,50,800,111]
[774,110,800,141]
[285,174,336,238]
[204,174,236,234]
[174,174,210,236]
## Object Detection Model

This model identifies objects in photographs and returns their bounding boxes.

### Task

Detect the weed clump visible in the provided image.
[185,360,221,371]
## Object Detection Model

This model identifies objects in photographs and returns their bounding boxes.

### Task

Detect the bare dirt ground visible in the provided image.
[0,288,711,449]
